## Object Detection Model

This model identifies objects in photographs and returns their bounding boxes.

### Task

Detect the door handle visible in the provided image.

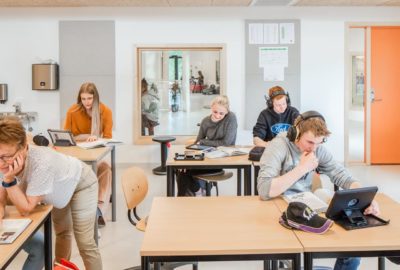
[370,89,383,102]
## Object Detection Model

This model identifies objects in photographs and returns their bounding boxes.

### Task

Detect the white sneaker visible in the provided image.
[195,189,203,197]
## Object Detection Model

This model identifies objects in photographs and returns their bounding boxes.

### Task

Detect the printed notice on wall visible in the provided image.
[259,47,288,81]
[249,23,264,44]
[263,23,279,44]
[279,23,295,44]
[259,47,288,67]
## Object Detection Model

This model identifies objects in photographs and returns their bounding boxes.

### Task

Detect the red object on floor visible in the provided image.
[54,259,80,270]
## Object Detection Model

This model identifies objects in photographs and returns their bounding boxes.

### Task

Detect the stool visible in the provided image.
[194,170,233,196]
[152,136,176,175]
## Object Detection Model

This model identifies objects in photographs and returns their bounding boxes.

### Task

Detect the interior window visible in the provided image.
[136,46,225,144]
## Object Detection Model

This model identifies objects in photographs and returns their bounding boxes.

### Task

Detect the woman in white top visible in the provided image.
[0,117,102,270]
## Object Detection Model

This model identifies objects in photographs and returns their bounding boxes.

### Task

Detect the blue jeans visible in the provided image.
[334,257,361,270]
[22,231,44,270]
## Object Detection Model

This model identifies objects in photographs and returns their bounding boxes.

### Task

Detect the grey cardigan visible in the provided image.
[196,112,237,147]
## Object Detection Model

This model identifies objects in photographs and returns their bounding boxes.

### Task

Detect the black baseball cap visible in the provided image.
[283,202,333,234]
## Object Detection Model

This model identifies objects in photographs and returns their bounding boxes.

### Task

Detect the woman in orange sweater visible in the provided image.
[64,82,112,226]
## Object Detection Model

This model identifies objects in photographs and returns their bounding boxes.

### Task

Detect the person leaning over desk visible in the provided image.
[253,86,299,147]
[177,95,238,196]
[0,172,44,270]
[257,111,380,270]
[0,117,102,270]
[64,82,112,227]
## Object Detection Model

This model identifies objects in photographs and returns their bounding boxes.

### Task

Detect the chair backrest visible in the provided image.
[121,166,149,210]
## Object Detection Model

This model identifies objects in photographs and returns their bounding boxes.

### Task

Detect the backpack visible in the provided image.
[176,171,200,197]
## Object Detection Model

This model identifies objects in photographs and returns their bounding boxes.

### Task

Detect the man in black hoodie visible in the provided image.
[253,86,299,147]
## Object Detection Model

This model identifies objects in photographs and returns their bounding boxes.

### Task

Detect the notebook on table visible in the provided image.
[0,218,32,244]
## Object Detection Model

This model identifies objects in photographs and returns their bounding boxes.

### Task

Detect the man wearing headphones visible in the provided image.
[257,111,380,270]
[252,86,299,147]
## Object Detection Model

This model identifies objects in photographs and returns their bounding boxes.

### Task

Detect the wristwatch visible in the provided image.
[2,178,18,188]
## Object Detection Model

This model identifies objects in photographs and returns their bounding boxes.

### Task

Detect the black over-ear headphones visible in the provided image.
[266,90,291,109]
[287,111,326,142]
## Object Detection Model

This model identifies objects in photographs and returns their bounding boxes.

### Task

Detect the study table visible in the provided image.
[274,193,400,270]
[140,196,302,269]
[55,145,117,222]
[0,205,53,270]
[166,145,253,196]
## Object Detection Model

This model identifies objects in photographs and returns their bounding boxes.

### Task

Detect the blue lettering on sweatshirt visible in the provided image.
[271,123,291,135]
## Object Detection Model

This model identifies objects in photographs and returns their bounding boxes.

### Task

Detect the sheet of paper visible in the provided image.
[280,23,295,44]
[259,47,288,68]
[248,23,264,44]
[263,23,279,44]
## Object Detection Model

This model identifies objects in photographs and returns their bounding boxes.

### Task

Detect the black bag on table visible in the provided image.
[248,146,265,161]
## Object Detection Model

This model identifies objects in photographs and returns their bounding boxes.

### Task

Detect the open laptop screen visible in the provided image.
[47,129,76,147]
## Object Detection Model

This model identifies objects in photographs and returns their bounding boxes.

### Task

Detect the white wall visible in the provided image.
[0,7,399,163]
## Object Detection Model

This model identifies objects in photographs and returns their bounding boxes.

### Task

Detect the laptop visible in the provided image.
[325,186,389,230]
[47,129,76,147]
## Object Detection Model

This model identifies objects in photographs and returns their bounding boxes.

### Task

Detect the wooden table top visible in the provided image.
[141,196,302,257]
[166,145,253,166]
[274,193,400,252]
[54,146,111,163]
[0,205,53,268]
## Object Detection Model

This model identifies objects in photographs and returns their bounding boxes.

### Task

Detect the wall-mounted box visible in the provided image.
[32,64,59,90]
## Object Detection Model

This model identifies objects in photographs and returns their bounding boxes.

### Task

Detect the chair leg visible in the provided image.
[192,262,198,270]
[205,182,212,196]
[214,182,219,196]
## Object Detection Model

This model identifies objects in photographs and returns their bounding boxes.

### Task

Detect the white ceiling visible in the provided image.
[0,0,399,7]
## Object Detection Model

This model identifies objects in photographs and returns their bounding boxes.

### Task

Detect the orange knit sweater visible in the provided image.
[64,103,113,138]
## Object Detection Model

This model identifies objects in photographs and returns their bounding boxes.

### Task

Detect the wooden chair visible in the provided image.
[121,166,198,270]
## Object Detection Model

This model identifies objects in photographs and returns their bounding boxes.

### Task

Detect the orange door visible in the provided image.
[370,27,400,164]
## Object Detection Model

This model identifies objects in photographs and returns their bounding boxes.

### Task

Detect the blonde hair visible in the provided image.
[210,95,230,112]
[77,82,101,137]
[0,116,27,148]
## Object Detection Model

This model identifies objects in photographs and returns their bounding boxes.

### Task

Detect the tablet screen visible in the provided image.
[47,129,76,146]
[186,144,213,151]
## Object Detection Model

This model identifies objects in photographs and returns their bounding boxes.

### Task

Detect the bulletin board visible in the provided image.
[245,19,301,130]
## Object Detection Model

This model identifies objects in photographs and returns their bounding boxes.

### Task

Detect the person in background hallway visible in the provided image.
[197,70,204,88]
[64,82,112,227]
[0,117,102,270]
[253,86,299,147]
[257,111,380,270]
[141,78,160,136]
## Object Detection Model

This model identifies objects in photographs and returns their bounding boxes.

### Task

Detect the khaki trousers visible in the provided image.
[97,161,111,218]
[52,164,102,270]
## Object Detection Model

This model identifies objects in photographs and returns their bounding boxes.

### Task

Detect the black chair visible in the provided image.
[194,170,233,196]
[152,136,176,175]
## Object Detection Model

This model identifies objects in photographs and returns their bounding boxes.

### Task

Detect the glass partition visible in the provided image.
[136,46,224,143]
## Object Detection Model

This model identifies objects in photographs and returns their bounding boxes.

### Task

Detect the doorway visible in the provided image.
[346,27,366,164]
[346,25,400,165]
